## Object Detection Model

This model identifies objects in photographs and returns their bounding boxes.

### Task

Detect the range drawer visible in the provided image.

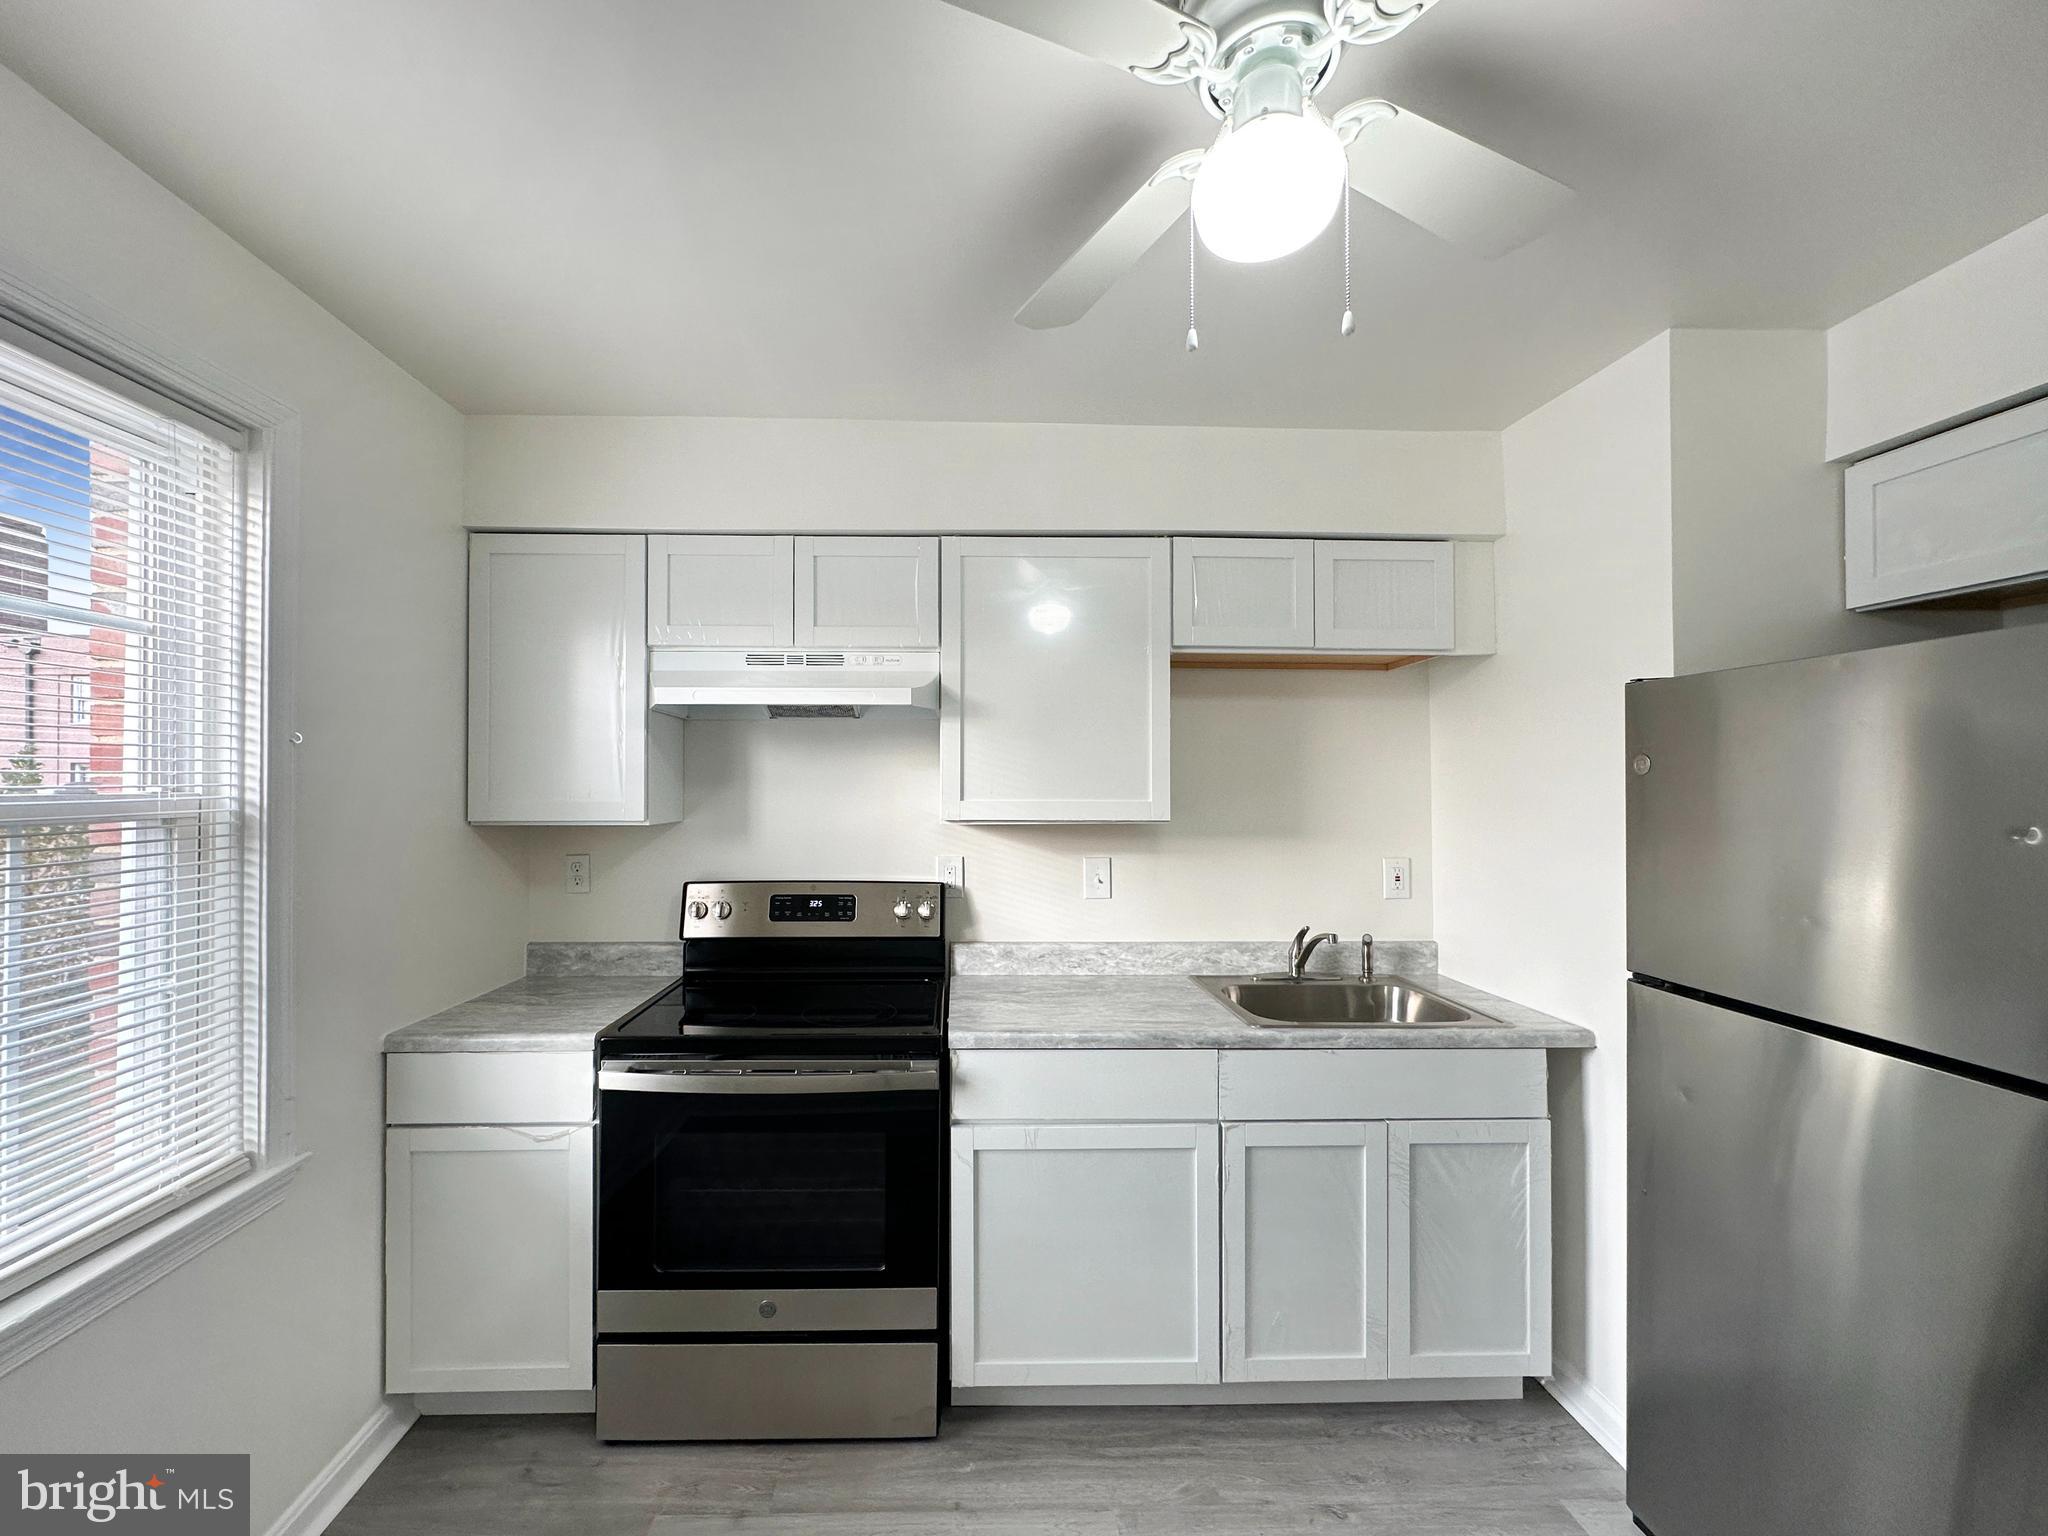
[385,1051,593,1126]
[951,1049,1218,1122]
[1218,1048,1546,1122]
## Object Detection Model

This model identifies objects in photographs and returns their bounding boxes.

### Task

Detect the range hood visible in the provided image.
[649,649,940,719]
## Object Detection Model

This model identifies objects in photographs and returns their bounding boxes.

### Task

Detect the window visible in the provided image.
[0,327,264,1302]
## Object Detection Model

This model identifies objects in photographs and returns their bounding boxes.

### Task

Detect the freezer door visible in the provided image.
[1626,624,2048,1085]
[1629,984,2048,1536]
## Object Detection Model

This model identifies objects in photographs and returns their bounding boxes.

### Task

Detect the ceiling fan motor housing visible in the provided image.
[1201,5,1339,118]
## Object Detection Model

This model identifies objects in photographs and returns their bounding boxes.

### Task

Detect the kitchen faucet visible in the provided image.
[1288,925,1338,979]
[1359,933,1376,980]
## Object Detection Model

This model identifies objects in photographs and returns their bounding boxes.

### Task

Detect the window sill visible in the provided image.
[0,1154,307,1378]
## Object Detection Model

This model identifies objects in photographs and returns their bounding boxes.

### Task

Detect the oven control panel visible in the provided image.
[683,880,943,940]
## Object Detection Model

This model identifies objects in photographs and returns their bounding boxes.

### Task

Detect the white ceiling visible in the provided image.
[1,0,2045,428]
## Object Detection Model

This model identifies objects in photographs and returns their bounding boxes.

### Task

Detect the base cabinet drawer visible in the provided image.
[951,1049,1218,1123]
[950,1123,1221,1387]
[385,1124,594,1393]
[386,1051,593,1127]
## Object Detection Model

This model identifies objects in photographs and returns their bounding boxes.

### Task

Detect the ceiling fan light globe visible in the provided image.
[1191,109,1346,264]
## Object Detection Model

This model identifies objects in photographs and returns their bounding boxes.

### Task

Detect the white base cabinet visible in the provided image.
[950,1049,1551,1397]
[1387,1119,1551,1379]
[385,1123,594,1394]
[1223,1121,1388,1383]
[950,1123,1220,1387]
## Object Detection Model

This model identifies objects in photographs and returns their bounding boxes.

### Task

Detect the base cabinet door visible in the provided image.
[386,1125,594,1393]
[1223,1122,1388,1382]
[950,1123,1220,1386]
[1386,1119,1550,1378]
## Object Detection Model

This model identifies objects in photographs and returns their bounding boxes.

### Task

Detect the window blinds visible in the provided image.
[0,329,263,1299]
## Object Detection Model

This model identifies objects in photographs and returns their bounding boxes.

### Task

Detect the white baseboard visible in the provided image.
[265,1398,416,1536]
[1542,1362,1626,1467]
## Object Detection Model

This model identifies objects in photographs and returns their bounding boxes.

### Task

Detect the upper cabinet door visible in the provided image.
[941,537,1171,823]
[1844,397,2048,609]
[1172,538,1315,649]
[795,536,940,649]
[648,534,793,646]
[1313,540,1456,653]
[469,533,678,825]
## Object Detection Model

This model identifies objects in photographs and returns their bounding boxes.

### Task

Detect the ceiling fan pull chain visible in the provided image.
[1186,208,1200,353]
[1339,190,1356,338]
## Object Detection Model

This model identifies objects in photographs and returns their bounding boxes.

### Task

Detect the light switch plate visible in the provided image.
[935,854,965,889]
[565,853,592,895]
[1382,856,1411,900]
[1082,855,1112,900]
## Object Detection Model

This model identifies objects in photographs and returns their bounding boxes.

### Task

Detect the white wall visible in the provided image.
[1429,333,1677,1461]
[0,62,526,1529]
[525,667,1435,944]
[465,414,1505,538]
[1669,330,1987,673]
[1826,209,2048,460]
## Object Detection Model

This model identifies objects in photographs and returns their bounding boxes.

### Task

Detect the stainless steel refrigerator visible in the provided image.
[1626,624,2048,1536]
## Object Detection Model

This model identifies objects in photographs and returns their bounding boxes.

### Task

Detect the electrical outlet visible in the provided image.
[565,853,592,895]
[1082,855,1112,900]
[935,854,965,889]
[1382,856,1412,900]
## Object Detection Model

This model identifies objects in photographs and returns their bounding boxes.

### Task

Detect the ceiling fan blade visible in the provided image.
[1015,151,1203,329]
[1338,100,1574,258]
[936,0,1215,82]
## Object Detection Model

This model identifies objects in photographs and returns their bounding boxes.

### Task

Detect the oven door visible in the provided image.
[596,1058,940,1335]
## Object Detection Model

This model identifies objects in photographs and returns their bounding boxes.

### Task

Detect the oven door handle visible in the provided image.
[597,1063,940,1096]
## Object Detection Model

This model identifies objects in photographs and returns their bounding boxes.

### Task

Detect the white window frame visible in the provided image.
[0,282,303,1377]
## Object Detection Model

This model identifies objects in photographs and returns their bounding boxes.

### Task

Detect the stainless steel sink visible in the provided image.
[1195,974,1477,1028]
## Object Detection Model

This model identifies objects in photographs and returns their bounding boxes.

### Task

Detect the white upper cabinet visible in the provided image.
[1386,1119,1551,1380]
[1313,540,1456,653]
[648,534,793,646]
[941,537,1171,823]
[1845,397,2048,608]
[1173,538,1316,649]
[467,533,681,825]
[795,536,940,648]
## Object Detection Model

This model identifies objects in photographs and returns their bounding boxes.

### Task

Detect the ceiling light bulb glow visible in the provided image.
[1192,109,1346,264]
[1026,600,1072,635]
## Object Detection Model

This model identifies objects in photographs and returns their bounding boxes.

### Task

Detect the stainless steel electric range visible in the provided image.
[593,879,945,1442]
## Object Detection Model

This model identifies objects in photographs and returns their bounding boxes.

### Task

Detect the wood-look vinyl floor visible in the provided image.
[330,1396,1630,1536]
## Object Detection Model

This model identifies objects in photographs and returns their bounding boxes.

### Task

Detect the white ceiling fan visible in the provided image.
[938,0,1575,328]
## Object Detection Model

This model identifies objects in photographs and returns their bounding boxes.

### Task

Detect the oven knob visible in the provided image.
[892,900,911,920]
[916,900,935,922]
[688,900,709,920]
[713,901,733,920]
[758,1299,778,1319]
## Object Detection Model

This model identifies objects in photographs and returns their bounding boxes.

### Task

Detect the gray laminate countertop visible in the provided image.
[382,973,677,1053]
[945,971,1596,1050]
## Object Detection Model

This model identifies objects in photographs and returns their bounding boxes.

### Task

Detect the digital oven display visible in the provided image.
[768,893,857,922]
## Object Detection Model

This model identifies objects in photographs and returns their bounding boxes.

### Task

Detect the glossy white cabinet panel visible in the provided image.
[951,1049,1218,1123]
[385,1052,593,1128]
[941,537,1171,822]
[1386,1119,1551,1379]
[950,1122,1221,1387]
[1223,1122,1388,1383]
[386,1124,594,1393]
[1312,540,1456,652]
[795,536,940,648]
[648,534,794,646]
[1218,1049,1547,1123]
[1172,538,1316,649]
[1845,397,2048,608]
[467,533,681,825]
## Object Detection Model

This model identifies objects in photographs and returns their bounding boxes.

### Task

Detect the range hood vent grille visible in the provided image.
[743,652,849,668]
